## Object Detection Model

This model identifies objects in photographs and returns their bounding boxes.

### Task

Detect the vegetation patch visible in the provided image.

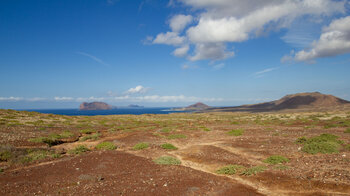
[133,142,149,150]
[227,129,244,136]
[80,129,96,134]
[59,131,74,138]
[160,143,178,150]
[160,128,172,133]
[344,128,350,133]
[21,150,59,163]
[167,134,187,139]
[80,133,101,141]
[274,165,290,170]
[263,155,289,165]
[95,142,116,150]
[241,166,266,176]
[0,150,12,161]
[297,134,343,154]
[216,165,245,175]
[68,145,90,155]
[153,156,181,165]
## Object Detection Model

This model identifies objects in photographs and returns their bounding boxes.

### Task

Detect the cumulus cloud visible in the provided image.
[169,14,193,32]
[149,0,346,61]
[189,43,233,61]
[152,32,186,46]
[125,85,150,94]
[293,16,350,62]
[173,45,189,57]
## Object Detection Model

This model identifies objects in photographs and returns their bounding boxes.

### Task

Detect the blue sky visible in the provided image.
[1,0,350,109]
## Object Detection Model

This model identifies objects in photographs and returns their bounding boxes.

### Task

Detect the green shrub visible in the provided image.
[241,166,266,176]
[202,127,211,132]
[68,145,90,155]
[297,133,343,154]
[160,143,178,150]
[295,137,307,144]
[95,142,116,150]
[167,134,187,139]
[0,150,11,161]
[133,142,149,150]
[153,156,181,165]
[28,137,46,143]
[216,165,245,175]
[80,133,101,141]
[263,155,289,165]
[344,128,350,133]
[59,131,74,138]
[227,129,244,136]
[80,129,96,134]
[21,150,50,163]
[160,128,172,133]
[345,144,350,151]
[302,141,340,154]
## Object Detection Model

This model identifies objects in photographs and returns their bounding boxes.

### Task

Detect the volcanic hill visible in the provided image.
[207,92,350,112]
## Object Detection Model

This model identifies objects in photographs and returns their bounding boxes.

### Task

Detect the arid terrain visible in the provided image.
[1,107,350,195]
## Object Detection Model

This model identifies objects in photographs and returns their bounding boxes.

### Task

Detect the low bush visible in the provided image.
[227,129,244,136]
[133,142,149,150]
[80,133,101,141]
[68,145,90,155]
[344,128,350,133]
[59,131,74,138]
[216,165,245,175]
[95,142,116,150]
[297,133,343,154]
[153,156,181,165]
[263,155,289,165]
[80,129,96,134]
[0,150,11,161]
[241,166,266,176]
[160,143,178,150]
[167,134,187,139]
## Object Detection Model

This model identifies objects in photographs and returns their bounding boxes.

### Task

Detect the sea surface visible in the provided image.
[22,108,186,116]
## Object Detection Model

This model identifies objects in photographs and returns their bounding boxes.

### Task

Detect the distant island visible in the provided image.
[79,102,113,111]
[172,102,210,111]
[127,104,144,108]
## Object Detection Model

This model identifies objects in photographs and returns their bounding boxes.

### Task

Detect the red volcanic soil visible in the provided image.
[0,151,260,196]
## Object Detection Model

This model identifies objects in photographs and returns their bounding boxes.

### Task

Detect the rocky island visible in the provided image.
[79,102,113,111]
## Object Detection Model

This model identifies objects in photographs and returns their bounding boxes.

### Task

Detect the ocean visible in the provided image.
[22,108,186,116]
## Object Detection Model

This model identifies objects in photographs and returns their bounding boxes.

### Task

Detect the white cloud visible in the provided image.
[0,97,23,101]
[150,0,346,61]
[293,16,350,62]
[169,14,193,32]
[54,97,74,101]
[189,43,233,61]
[152,32,186,46]
[173,45,189,57]
[125,85,150,94]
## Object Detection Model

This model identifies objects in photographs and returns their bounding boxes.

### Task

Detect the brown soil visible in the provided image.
[1,109,350,195]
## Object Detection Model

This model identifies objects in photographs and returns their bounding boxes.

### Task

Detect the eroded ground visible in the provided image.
[1,109,350,195]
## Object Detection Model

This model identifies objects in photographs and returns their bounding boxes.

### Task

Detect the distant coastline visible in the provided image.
[20,107,189,116]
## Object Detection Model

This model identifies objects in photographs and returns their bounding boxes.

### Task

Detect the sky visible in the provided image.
[1,0,350,109]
